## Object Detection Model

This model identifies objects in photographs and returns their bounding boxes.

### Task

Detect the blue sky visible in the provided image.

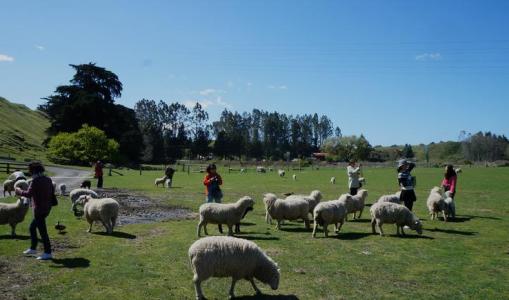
[1,0,508,146]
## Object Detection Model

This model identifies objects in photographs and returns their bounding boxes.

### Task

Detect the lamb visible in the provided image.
[285,190,322,217]
[263,193,310,230]
[349,189,368,219]
[80,180,91,189]
[278,169,285,177]
[427,186,449,222]
[197,196,255,237]
[3,179,15,197]
[330,177,336,184]
[256,166,266,173]
[370,201,422,236]
[13,180,29,191]
[155,176,167,187]
[292,174,297,181]
[69,188,98,209]
[189,236,280,300]
[0,197,30,236]
[58,183,67,196]
[73,195,119,234]
[444,191,456,219]
[377,191,402,204]
[312,195,349,237]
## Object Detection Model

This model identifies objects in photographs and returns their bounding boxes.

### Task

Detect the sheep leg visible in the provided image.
[234,223,240,234]
[337,220,344,232]
[249,278,262,295]
[304,218,310,230]
[87,221,93,233]
[312,221,318,238]
[193,275,204,300]
[276,220,281,230]
[203,224,209,235]
[197,223,202,237]
[442,211,447,222]
[10,223,16,237]
[371,218,377,234]
[376,221,384,236]
[228,278,238,299]
[111,216,117,232]
[101,220,110,234]
[358,208,363,219]
[334,223,339,233]
[227,224,234,236]
[401,225,406,236]
[324,224,329,237]
[396,225,401,236]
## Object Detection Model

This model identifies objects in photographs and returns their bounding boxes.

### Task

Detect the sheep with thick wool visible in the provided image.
[155,176,167,187]
[427,187,449,222]
[370,201,422,236]
[13,180,29,191]
[69,188,98,208]
[189,236,280,300]
[3,179,15,197]
[58,183,67,196]
[312,194,349,238]
[444,191,456,219]
[263,193,310,230]
[73,195,119,234]
[197,196,255,237]
[0,197,30,236]
[285,190,322,217]
[348,189,368,219]
[377,191,402,204]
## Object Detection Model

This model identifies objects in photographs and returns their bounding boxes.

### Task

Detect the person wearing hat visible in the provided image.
[347,159,362,196]
[397,159,416,211]
[15,162,55,261]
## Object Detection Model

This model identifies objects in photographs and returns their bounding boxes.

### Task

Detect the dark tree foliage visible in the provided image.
[40,63,142,162]
[402,144,415,158]
[461,131,509,161]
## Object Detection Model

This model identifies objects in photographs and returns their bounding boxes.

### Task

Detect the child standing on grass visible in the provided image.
[203,164,223,203]
[397,159,417,211]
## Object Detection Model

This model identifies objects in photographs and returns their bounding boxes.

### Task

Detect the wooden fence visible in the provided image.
[0,160,29,174]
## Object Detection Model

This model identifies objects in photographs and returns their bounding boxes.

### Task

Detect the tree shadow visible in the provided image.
[51,257,90,269]
[92,231,136,239]
[236,294,299,300]
[426,228,477,236]
[0,234,30,240]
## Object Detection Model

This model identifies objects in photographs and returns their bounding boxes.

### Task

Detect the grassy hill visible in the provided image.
[0,96,49,161]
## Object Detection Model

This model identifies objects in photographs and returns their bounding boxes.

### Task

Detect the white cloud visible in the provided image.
[268,84,287,90]
[199,88,224,96]
[184,96,232,109]
[0,54,14,62]
[415,53,442,61]
[35,45,45,51]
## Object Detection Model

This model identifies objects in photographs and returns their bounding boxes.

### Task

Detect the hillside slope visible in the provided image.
[0,97,49,160]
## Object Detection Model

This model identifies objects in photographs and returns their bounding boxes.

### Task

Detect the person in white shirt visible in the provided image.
[347,160,362,195]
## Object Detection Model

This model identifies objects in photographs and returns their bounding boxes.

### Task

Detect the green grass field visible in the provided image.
[1,167,508,299]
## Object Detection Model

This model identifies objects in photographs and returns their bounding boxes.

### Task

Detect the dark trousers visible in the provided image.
[350,187,358,196]
[400,189,416,211]
[30,213,51,254]
[97,176,103,188]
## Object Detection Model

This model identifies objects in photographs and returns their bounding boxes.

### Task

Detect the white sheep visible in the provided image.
[3,179,15,197]
[263,193,310,230]
[444,191,456,219]
[165,178,172,188]
[338,193,355,221]
[240,168,246,173]
[427,186,449,222]
[13,180,29,191]
[292,174,297,181]
[370,201,422,236]
[349,189,368,219]
[155,176,167,187]
[73,195,119,234]
[58,183,67,196]
[455,168,462,174]
[197,196,255,237]
[377,191,402,204]
[69,188,99,210]
[278,169,285,177]
[256,166,266,173]
[0,197,30,236]
[312,195,349,238]
[285,190,322,217]
[189,236,280,300]
[330,177,336,184]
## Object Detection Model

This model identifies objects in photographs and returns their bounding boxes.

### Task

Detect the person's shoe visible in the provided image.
[36,253,53,260]
[23,249,37,256]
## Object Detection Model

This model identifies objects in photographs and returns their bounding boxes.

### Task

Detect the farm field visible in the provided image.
[1,166,509,299]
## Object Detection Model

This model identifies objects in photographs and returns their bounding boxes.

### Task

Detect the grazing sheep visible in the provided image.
[189,236,280,300]
[370,202,422,236]
[444,191,456,219]
[312,195,349,238]
[13,180,29,192]
[0,197,30,236]
[330,177,336,184]
[74,195,119,234]
[292,174,297,181]
[197,196,255,237]
[58,183,67,196]
[377,191,402,204]
[155,176,167,187]
[285,190,322,217]
[3,180,15,197]
[256,166,266,173]
[263,193,310,230]
[80,180,92,189]
[349,189,368,219]
[278,169,285,177]
[427,187,449,222]
[69,188,98,209]
[455,168,462,174]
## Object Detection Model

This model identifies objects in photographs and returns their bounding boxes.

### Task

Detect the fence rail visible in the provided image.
[0,160,29,174]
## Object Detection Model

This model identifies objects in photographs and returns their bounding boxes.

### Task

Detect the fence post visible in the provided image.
[109,165,112,176]
[187,165,190,175]
[6,163,10,174]
[139,166,142,176]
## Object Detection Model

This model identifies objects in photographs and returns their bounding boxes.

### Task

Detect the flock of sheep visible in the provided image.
[1,168,459,300]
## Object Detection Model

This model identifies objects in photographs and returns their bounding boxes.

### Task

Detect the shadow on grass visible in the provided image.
[349,219,371,223]
[339,232,372,240]
[92,231,136,239]
[399,234,434,239]
[426,228,477,236]
[236,294,299,300]
[51,257,90,269]
[238,222,256,226]
[279,227,311,233]
[242,235,280,241]
[464,214,501,221]
[0,234,30,240]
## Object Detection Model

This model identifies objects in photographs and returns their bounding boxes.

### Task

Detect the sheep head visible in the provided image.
[358,189,368,199]
[431,186,442,194]
[263,193,278,209]
[410,217,423,235]
[255,257,280,291]
[310,190,322,201]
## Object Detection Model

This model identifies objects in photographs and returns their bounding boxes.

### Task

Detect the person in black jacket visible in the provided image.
[397,159,416,211]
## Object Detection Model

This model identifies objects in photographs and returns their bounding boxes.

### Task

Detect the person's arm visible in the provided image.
[16,182,34,198]
[217,175,223,186]
[203,175,212,186]
[450,176,457,194]
[347,167,360,176]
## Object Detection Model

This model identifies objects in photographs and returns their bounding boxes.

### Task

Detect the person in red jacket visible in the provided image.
[15,162,55,261]
[203,164,223,203]
[442,164,458,198]
[94,160,104,188]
